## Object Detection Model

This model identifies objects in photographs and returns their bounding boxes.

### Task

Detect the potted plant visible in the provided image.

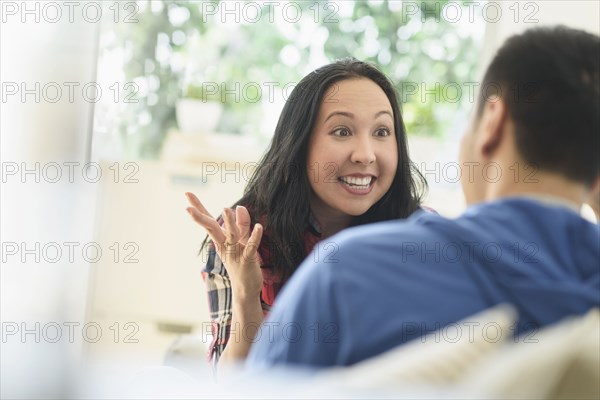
[176,82,224,134]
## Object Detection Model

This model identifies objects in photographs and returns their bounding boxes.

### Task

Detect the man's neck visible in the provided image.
[486,167,587,210]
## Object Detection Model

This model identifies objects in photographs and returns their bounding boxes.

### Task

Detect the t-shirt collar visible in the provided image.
[510,193,581,213]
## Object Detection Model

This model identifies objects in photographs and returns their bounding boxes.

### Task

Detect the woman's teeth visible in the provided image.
[339,176,372,188]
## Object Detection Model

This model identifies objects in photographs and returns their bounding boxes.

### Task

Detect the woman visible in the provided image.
[186,58,427,366]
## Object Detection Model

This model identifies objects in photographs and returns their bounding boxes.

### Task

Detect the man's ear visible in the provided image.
[590,175,600,192]
[589,175,600,202]
[475,97,508,159]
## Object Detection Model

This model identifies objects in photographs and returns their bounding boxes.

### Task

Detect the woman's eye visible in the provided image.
[375,128,391,137]
[333,127,351,137]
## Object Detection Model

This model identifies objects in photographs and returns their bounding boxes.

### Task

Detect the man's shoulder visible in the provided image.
[309,211,459,277]
[333,210,454,249]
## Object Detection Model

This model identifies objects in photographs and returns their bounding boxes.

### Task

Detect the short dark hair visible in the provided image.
[238,58,427,277]
[478,26,600,186]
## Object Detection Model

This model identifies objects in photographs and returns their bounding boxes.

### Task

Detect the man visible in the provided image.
[246,26,600,368]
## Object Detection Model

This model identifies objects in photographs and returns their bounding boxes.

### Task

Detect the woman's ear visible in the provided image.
[475,97,508,159]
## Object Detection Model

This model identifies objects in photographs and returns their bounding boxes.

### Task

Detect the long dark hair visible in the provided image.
[206,58,427,278]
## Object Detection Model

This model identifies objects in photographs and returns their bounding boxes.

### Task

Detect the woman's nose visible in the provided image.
[350,136,376,165]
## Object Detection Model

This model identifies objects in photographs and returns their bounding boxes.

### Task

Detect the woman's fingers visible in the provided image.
[185,193,260,264]
[222,207,240,247]
[185,192,213,218]
[185,191,226,245]
[236,205,252,245]
[186,207,226,246]
[243,223,263,263]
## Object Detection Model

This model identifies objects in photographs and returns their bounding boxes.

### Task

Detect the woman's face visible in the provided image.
[306,77,398,222]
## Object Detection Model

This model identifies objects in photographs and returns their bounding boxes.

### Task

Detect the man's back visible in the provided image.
[247,198,600,367]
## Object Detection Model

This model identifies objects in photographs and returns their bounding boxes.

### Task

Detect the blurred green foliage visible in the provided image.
[102,0,483,158]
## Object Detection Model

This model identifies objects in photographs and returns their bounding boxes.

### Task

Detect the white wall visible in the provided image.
[480,1,600,75]
[1,11,99,398]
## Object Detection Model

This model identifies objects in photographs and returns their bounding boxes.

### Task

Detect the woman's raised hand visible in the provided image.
[185,192,263,299]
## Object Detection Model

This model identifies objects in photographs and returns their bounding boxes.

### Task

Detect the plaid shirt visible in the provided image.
[201,214,322,365]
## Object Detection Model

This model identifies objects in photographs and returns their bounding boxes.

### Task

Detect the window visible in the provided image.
[93,0,485,160]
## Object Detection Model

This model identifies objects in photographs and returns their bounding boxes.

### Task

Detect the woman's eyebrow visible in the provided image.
[324,110,393,122]
[324,111,353,122]
[375,110,393,119]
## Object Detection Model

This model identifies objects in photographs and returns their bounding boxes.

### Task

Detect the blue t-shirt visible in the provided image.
[246,198,600,368]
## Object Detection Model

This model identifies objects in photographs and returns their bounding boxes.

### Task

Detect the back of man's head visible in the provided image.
[478,26,599,186]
